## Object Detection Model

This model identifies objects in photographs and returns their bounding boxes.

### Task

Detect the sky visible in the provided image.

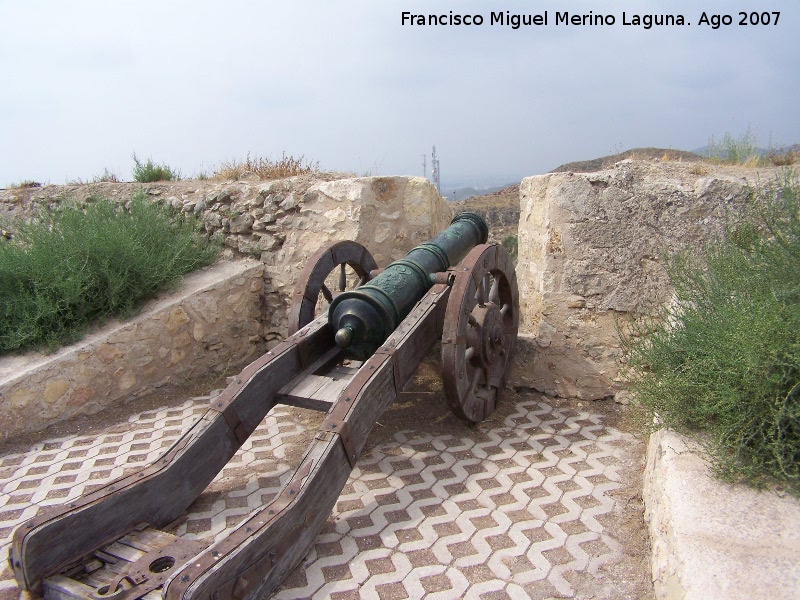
[1,0,798,189]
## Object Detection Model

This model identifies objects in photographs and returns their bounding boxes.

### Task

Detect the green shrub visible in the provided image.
[705,127,765,166]
[621,170,800,493]
[501,234,518,262]
[132,153,181,182]
[0,191,218,354]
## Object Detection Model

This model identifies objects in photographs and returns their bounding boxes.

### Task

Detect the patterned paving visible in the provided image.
[0,394,640,600]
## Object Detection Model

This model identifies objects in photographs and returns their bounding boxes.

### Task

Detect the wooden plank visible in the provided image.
[279,371,353,405]
[312,376,352,402]
[103,541,143,562]
[82,560,102,574]
[124,528,179,551]
[92,551,118,565]
[81,570,114,586]
[277,394,334,412]
[118,536,157,553]
[101,560,127,576]
[43,574,96,600]
[279,373,327,399]
[327,365,360,377]
[278,361,359,410]
[277,343,347,410]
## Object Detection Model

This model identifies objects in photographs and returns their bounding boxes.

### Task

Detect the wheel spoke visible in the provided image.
[468,367,479,397]
[500,303,510,316]
[465,347,475,361]
[339,263,347,292]
[321,283,333,303]
[489,276,500,304]
[357,274,369,287]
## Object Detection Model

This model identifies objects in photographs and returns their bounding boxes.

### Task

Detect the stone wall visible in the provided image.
[0,175,452,438]
[258,176,453,342]
[0,260,264,439]
[513,160,778,400]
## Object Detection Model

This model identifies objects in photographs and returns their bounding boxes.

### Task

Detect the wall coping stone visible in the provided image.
[644,429,800,599]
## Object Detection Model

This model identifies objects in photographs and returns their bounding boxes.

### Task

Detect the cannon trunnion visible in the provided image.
[11,213,519,600]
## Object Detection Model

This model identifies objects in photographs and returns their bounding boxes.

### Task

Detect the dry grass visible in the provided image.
[213,152,319,181]
[10,180,42,189]
[768,145,799,167]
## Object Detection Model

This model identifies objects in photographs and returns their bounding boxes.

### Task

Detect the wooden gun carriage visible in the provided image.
[10,212,519,599]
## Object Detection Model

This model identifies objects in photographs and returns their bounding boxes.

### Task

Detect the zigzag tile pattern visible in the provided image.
[0,397,635,600]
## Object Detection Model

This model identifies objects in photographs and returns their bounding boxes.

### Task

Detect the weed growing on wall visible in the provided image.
[9,180,42,189]
[0,191,219,354]
[213,152,319,180]
[132,154,181,182]
[621,170,800,493]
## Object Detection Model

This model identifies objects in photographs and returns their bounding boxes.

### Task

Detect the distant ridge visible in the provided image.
[446,182,517,202]
[550,147,703,174]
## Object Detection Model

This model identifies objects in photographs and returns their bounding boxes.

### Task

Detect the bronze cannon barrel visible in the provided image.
[328,212,488,359]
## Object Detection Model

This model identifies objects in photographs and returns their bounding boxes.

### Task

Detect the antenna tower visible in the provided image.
[431,146,441,193]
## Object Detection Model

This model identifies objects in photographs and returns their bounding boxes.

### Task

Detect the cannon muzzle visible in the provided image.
[328,212,488,359]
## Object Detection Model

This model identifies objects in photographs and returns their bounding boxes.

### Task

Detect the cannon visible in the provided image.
[10,212,518,600]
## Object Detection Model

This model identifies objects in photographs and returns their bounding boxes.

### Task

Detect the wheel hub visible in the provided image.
[468,303,505,368]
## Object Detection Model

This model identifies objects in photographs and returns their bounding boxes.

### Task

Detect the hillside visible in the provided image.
[451,184,520,245]
[550,147,703,173]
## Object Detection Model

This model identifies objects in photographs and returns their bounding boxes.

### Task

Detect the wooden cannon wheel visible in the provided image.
[442,243,519,423]
[288,240,379,334]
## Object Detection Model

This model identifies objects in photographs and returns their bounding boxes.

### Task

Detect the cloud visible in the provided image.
[1,0,798,186]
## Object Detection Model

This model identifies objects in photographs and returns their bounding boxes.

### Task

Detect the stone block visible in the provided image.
[644,430,800,599]
[517,160,774,399]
